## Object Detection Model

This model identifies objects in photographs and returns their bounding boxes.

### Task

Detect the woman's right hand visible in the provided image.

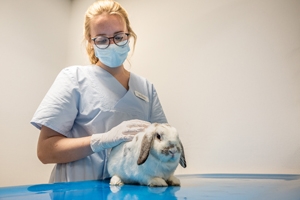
[37,120,150,164]
[90,119,150,153]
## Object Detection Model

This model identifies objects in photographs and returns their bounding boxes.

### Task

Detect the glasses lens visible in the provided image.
[94,37,109,49]
[114,33,129,46]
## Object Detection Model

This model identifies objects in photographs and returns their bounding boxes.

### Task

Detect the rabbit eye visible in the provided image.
[156,133,161,140]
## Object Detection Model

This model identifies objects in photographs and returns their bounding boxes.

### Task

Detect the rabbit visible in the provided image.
[107,123,187,187]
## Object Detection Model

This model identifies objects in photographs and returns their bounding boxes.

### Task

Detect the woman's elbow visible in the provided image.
[37,148,51,164]
[37,126,63,164]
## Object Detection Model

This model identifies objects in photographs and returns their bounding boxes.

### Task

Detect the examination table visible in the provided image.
[1,174,300,199]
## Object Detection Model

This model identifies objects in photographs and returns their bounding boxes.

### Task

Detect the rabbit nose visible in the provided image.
[169,147,177,155]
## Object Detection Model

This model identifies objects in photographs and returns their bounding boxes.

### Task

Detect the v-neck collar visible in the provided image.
[94,65,131,92]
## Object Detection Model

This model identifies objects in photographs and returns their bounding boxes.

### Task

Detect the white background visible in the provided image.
[0,0,299,187]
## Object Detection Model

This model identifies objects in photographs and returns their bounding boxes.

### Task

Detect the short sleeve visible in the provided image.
[149,85,168,124]
[30,68,79,136]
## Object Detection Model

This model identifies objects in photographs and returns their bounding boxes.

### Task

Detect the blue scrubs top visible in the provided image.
[31,65,167,183]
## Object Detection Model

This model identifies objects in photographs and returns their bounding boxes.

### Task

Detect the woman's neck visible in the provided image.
[96,62,130,90]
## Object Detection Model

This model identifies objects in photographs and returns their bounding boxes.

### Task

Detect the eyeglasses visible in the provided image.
[92,33,130,49]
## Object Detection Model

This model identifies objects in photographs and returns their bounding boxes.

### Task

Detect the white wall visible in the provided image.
[119,0,300,175]
[0,0,92,187]
[0,0,299,187]
[66,0,92,66]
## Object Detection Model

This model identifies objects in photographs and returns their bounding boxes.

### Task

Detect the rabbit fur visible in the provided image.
[107,123,187,187]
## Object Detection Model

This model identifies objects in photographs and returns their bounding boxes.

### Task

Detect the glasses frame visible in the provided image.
[92,33,130,49]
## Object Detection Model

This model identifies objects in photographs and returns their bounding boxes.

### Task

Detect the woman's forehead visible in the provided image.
[90,14,127,37]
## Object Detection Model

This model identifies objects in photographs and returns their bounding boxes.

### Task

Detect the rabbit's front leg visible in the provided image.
[148,177,168,187]
[110,175,124,186]
[166,175,181,186]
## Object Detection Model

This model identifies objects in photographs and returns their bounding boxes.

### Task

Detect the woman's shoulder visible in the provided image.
[130,72,156,93]
[58,65,104,80]
[130,72,152,85]
[60,65,95,74]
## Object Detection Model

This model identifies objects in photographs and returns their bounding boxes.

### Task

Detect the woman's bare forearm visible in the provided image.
[37,126,94,164]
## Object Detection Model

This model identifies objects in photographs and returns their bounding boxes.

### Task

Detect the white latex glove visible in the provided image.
[90,119,150,153]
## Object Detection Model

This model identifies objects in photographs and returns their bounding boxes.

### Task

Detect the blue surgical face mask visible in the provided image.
[94,41,130,68]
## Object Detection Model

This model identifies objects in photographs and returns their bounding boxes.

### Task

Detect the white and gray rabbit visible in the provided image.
[107,123,187,187]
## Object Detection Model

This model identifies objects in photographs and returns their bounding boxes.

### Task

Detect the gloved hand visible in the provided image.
[90,119,150,153]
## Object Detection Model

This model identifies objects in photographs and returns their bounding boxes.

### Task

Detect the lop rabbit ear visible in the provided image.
[137,127,156,165]
[179,141,187,168]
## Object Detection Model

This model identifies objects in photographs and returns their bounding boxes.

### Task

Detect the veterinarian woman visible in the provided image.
[31,0,167,183]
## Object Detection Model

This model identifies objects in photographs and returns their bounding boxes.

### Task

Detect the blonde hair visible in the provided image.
[84,0,137,64]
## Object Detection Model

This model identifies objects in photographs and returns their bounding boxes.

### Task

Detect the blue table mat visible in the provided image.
[1,174,300,199]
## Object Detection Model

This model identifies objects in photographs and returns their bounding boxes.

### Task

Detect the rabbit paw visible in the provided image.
[110,175,124,186]
[148,177,168,187]
[166,175,181,186]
